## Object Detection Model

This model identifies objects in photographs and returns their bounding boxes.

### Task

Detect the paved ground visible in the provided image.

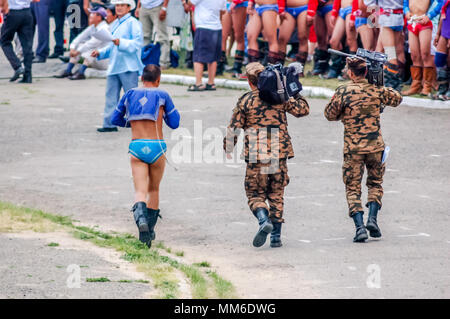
[1,66,450,298]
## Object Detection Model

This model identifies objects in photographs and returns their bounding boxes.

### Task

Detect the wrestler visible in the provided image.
[307,0,334,75]
[229,0,249,77]
[323,0,358,79]
[350,0,378,51]
[111,65,180,248]
[402,0,444,96]
[247,0,284,64]
[278,0,311,74]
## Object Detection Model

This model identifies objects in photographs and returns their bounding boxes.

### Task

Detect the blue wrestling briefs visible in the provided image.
[256,4,278,16]
[129,139,167,165]
[339,6,352,20]
[317,4,333,17]
[355,17,368,29]
[286,5,308,18]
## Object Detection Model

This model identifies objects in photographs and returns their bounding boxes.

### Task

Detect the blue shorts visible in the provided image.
[256,4,278,16]
[355,17,368,29]
[129,139,167,165]
[227,1,248,11]
[286,5,308,19]
[317,4,333,17]
[388,26,404,32]
[339,6,352,20]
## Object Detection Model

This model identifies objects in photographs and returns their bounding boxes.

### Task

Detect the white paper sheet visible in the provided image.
[93,28,114,42]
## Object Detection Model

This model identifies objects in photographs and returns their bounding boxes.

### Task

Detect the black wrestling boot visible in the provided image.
[132,202,151,247]
[323,54,344,79]
[147,208,162,246]
[384,62,403,92]
[366,202,382,238]
[352,211,368,243]
[252,208,273,247]
[311,48,329,76]
[270,223,282,248]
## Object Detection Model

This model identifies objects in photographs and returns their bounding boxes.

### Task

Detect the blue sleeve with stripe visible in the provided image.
[163,92,180,129]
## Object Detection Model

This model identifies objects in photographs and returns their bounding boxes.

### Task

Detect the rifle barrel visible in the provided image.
[327,49,355,58]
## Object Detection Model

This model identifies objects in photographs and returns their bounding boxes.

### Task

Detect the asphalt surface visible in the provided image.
[0,69,449,298]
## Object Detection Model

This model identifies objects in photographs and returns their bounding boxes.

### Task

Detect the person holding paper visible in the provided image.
[324,57,403,243]
[91,0,144,133]
[55,6,111,80]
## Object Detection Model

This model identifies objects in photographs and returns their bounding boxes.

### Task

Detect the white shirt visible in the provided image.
[70,21,111,53]
[7,0,31,10]
[191,0,227,31]
[140,0,164,9]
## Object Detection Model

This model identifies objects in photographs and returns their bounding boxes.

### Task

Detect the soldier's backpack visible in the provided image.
[257,63,303,105]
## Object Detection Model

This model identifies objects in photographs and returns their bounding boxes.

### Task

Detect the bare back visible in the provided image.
[130,106,165,140]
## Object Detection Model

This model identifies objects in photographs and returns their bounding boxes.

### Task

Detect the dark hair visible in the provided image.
[347,58,367,77]
[106,4,116,16]
[248,74,259,86]
[142,64,161,83]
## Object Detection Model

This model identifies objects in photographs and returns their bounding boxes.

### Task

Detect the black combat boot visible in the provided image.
[384,62,402,92]
[352,211,368,243]
[216,51,227,76]
[311,48,329,76]
[252,208,273,247]
[132,202,151,247]
[147,208,162,247]
[270,222,282,248]
[366,202,382,238]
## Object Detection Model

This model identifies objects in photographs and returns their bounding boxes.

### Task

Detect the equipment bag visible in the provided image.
[257,64,302,105]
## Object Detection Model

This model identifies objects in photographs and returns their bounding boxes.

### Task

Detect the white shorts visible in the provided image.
[378,13,404,28]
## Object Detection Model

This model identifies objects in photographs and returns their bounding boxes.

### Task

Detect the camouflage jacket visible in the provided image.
[324,79,402,154]
[224,89,310,162]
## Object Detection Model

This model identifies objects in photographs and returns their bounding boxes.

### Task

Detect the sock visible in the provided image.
[247,49,260,63]
[66,63,75,73]
[78,65,87,75]
[435,52,448,68]
[268,51,281,65]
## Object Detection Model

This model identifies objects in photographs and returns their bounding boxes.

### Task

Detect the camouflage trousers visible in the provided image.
[245,159,290,223]
[343,152,385,217]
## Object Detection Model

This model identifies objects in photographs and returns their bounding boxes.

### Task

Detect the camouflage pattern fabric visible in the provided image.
[224,90,310,162]
[343,151,385,216]
[245,159,290,223]
[324,79,402,154]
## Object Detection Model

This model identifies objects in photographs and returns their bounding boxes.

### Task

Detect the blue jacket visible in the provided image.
[404,0,444,20]
[111,87,181,129]
[98,13,145,76]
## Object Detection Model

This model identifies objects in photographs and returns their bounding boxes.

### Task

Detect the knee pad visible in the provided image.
[384,46,397,61]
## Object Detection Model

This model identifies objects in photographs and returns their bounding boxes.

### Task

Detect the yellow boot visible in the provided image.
[421,67,435,96]
[402,66,423,96]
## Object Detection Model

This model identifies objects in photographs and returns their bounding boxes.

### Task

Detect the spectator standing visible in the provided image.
[91,0,144,133]
[185,0,227,91]
[48,0,68,59]
[135,0,171,69]
[0,0,36,83]
[31,0,50,63]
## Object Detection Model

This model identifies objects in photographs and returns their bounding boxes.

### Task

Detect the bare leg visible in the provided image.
[231,6,247,53]
[278,14,296,54]
[194,62,204,86]
[207,62,217,85]
[147,155,166,210]
[297,12,310,55]
[358,25,376,51]
[221,11,232,51]
[329,17,346,50]
[314,15,327,50]
[419,29,434,67]
[345,15,358,52]
[247,13,262,51]
[131,155,150,203]
[261,10,279,53]
[409,31,422,67]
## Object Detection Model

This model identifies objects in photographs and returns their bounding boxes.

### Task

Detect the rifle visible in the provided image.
[328,48,387,87]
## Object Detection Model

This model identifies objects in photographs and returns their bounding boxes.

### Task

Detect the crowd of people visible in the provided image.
[1,0,450,100]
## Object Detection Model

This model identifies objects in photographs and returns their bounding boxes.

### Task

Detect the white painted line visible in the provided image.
[189,197,205,201]
[109,191,119,194]
[347,266,357,271]
[419,195,432,199]
[399,226,412,231]
[430,154,441,157]
[47,108,64,112]
[396,233,431,238]
[225,164,242,169]
[385,190,401,194]
[22,152,32,156]
[232,222,247,226]
[186,209,195,214]
[312,202,325,207]
[54,182,71,186]
[320,159,339,164]
[386,168,399,172]
[298,239,312,243]
[10,176,23,180]
[323,237,346,241]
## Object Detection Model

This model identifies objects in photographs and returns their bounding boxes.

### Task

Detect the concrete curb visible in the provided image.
[84,71,450,109]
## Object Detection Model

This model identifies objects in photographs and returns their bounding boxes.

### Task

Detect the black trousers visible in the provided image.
[0,9,34,74]
[51,0,67,55]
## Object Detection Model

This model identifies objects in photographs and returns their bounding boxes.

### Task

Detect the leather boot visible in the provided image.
[18,72,32,83]
[421,67,435,96]
[252,207,273,247]
[270,223,282,248]
[435,67,448,100]
[311,48,329,76]
[132,202,151,247]
[352,211,368,243]
[402,66,422,96]
[384,62,402,92]
[147,208,162,248]
[366,202,382,238]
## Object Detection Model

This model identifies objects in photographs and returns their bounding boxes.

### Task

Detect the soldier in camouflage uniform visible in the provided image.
[224,62,310,248]
[324,57,403,242]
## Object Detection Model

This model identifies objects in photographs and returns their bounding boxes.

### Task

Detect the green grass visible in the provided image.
[207,270,236,299]
[86,277,110,283]
[193,261,210,268]
[0,201,235,299]
[47,242,59,247]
